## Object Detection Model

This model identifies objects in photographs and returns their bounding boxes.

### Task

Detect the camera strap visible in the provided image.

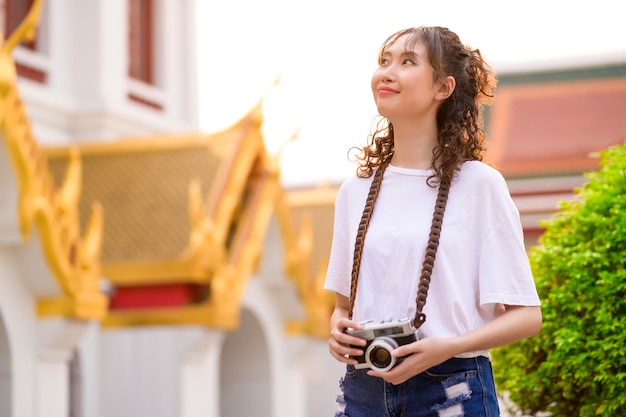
[347,157,451,329]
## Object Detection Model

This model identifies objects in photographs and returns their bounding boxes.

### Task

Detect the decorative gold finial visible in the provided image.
[0,0,44,93]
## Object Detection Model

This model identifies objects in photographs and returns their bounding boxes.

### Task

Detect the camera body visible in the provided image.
[347,318,417,372]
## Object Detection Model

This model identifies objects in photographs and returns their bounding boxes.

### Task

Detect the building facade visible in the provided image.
[1,2,625,417]
[0,1,340,416]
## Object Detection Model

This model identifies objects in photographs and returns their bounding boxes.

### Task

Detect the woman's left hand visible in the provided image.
[367,336,456,385]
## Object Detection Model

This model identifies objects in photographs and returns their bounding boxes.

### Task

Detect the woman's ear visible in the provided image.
[436,76,456,100]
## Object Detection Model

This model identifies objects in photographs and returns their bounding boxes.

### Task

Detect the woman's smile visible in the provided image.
[377,86,399,96]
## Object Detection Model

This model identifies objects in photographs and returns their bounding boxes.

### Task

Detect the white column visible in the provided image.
[0,249,38,417]
[96,0,127,112]
[46,0,77,101]
[181,330,225,417]
[182,0,199,129]
[36,320,89,417]
[285,338,309,417]
[159,0,197,129]
[242,278,305,417]
[77,322,101,417]
[36,359,69,417]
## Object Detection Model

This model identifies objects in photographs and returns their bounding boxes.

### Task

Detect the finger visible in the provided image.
[331,329,367,349]
[342,334,367,348]
[392,340,420,357]
[339,317,363,331]
[329,347,359,365]
[329,341,364,360]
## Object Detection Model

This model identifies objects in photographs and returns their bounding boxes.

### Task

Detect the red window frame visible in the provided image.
[128,0,154,84]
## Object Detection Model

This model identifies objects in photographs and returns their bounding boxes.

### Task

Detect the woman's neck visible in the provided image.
[390,122,438,170]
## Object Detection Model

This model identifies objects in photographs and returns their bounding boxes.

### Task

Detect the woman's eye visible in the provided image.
[379,58,389,65]
[402,59,415,65]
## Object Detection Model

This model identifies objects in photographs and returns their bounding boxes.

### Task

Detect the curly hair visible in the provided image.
[354,26,497,186]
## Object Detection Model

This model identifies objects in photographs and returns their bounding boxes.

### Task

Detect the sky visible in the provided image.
[196,0,626,187]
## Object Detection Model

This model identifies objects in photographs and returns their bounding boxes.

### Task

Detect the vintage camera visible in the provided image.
[347,318,417,372]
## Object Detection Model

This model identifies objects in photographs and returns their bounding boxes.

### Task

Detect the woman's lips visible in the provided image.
[378,87,398,95]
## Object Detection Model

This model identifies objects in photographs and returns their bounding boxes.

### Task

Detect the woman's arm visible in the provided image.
[454,304,542,352]
[328,293,368,364]
[369,304,542,384]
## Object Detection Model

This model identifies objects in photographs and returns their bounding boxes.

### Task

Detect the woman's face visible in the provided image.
[371,35,441,123]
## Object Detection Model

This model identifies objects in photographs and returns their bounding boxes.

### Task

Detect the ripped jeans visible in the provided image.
[335,356,499,417]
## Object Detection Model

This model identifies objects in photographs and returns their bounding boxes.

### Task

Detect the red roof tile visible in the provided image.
[485,77,626,177]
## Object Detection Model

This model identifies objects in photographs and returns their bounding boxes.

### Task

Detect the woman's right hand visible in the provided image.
[328,294,367,364]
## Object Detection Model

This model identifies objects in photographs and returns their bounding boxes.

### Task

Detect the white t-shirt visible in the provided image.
[324,161,541,357]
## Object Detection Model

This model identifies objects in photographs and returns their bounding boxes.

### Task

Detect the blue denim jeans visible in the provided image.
[335,356,500,417]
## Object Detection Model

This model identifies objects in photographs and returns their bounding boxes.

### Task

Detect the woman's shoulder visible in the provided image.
[459,160,506,185]
[456,161,512,199]
[334,173,375,211]
[338,172,375,194]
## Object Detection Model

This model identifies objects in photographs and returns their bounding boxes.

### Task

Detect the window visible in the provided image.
[128,0,154,84]
[127,0,162,110]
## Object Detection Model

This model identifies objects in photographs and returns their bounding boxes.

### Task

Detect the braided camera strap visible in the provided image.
[347,159,451,329]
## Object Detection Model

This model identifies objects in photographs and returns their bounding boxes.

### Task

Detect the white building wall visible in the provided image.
[181,330,225,417]
[0,315,12,417]
[100,326,206,417]
[0,247,38,417]
[239,271,344,417]
[76,321,102,417]
[252,215,345,417]
[0,246,105,417]
[220,305,273,417]
[178,270,344,417]
[300,341,345,417]
[18,0,199,146]
[36,360,69,417]
[158,0,198,127]
[34,319,102,417]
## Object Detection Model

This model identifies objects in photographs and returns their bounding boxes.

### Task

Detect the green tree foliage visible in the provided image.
[493,143,626,416]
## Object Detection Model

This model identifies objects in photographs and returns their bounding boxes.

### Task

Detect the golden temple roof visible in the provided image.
[46,137,223,263]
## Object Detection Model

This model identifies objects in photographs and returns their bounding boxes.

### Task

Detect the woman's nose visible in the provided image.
[380,65,395,82]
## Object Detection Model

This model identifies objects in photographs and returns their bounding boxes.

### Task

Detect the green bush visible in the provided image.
[493,143,626,416]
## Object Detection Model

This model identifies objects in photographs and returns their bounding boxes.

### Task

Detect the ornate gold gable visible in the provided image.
[45,103,282,330]
[277,184,338,339]
[0,0,108,319]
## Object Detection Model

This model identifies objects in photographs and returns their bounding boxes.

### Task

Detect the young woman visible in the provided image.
[324,26,542,417]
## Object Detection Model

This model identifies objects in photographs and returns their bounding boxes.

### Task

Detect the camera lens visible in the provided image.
[370,346,392,367]
[365,337,399,372]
